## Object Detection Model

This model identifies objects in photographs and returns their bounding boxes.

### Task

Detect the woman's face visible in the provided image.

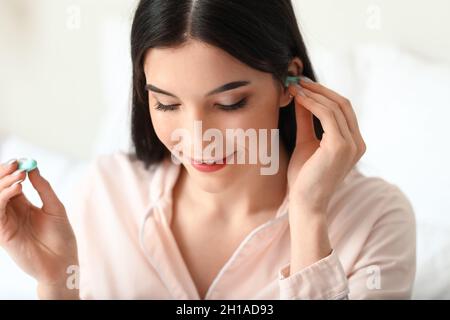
[143,39,292,192]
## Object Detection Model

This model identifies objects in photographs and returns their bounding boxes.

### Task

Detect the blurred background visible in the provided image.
[0,0,449,299]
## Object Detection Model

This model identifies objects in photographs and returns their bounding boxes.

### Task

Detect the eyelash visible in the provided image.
[154,97,248,112]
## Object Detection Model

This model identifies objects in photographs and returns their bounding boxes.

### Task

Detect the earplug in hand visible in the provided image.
[284,76,301,87]
[17,158,38,173]
[284,75,314,87]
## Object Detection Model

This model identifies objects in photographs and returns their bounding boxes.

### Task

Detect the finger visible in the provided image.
[300,80,366,156]
[27,168,65,215]
[0,159,18,179]
[302,87,354,143]
[292,85,345,144]
[288,84,319,144]
[300,80,360,133]
[0,169,27,191]
[0,182,23,215]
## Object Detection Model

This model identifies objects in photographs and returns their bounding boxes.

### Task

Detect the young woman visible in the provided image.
[0,0,415,299]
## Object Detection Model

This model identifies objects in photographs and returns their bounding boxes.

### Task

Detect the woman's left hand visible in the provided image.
[286,78,366,214]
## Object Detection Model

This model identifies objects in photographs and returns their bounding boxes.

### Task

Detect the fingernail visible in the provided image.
[12,179,24,187]
[13,168,26,176]
[300,76,314,83]
[294,84,306,97]
[3,159,17,166]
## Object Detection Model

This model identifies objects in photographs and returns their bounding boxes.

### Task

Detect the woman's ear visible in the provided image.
[279,57,304,108]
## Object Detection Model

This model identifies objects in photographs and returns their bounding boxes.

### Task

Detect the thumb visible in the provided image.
[28,168,65,215]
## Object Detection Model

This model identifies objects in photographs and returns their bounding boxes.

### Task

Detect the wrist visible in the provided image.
[37,281,79,300]
[288,200,328,219]
[36,262,80,300]
[288,208,329,235]
[288,204,332,274]
[288,188,331,214]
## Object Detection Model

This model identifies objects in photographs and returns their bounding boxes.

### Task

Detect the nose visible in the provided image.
[179,108,225,160]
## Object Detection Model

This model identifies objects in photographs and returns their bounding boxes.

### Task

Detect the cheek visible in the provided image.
[231,97,279,130]
[149,109,179,149]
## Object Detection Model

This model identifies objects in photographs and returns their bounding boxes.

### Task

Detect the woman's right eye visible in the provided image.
[154,102,180,112]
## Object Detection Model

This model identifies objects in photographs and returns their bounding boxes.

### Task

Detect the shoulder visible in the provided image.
[66,152,168,226]
[327,166,416,255]
[331,166,415,226]
[330,168,416,298]
[89,151,157,183]
[76,151,163,195]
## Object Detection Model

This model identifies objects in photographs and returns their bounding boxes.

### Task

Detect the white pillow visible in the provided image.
[353,44,450,227]
[413,221,450,299]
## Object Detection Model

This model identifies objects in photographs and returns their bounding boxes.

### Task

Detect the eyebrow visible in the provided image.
[145,81,251,98]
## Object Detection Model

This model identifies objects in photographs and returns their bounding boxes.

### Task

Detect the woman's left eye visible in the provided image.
[216,97,248,111]
[153,97,248,112]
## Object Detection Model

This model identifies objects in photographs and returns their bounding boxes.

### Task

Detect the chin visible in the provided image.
[183,163,239,193]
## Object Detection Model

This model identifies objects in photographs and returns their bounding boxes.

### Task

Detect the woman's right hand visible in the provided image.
[0,159,79,299]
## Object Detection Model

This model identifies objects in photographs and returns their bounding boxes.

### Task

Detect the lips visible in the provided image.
[197,159,219,165]
[190,155,229,165]
[187,152,236,165]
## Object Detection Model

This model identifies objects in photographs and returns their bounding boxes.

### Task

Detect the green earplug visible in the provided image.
[18,158,38,172]
[284,76,301,87]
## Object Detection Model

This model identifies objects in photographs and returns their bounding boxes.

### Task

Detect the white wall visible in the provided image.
[0,0,137,160]
[295,0,450,63]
